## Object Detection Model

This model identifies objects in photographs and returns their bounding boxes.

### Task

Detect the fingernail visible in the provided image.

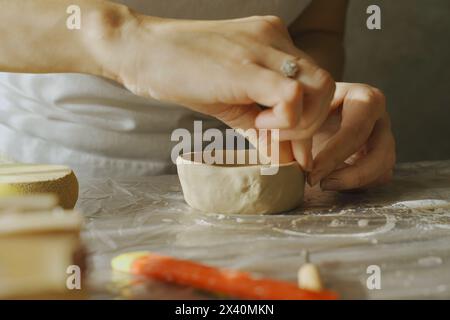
[309,170,324,186]
[302,159,313,173]
[305,154,313,173]
[305,161,313,172]
[321,178,340,191]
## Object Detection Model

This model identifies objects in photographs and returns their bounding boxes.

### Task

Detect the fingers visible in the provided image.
[217,17,335,143]
[241,44,334,171]
[212,103,294,164]
[364,169,394,189]
[276,47,335,139]
[290,59,335,132]
[291,139,313,172]
[238,63,303,129]
[309,83,386,186]
[251,48,303,129]
[238,125,294,164]
[320,116,396,191]
[212,103,261,131]
[208,61,302,130]
[253,47,335,141]
[209,62,302,165]
[207,15,335,169]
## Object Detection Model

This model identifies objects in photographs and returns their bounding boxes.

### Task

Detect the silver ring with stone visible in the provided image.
[280,59,299,78]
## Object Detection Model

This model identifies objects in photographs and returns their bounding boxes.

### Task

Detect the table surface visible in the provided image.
[78,160,450,299]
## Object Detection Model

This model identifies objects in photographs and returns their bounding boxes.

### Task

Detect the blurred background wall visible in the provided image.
[343,0,450,162]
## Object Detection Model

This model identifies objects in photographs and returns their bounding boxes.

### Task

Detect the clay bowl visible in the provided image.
[176,150,304,215]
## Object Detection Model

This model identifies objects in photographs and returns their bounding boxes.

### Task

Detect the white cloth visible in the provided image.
[0,0,311,177]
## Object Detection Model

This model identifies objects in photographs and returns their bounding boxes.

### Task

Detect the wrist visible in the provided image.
[81,1,142,81]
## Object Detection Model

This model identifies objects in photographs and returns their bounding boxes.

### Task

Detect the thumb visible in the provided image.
[213,104,294,164]
[292,138,313,172]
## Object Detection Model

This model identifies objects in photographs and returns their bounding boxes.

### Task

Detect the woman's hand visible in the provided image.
[308,83,396,191]
[85,7,335,166]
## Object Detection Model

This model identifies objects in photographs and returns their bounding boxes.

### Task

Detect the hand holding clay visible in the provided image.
[88,10,335,169]
[308,83,396,190]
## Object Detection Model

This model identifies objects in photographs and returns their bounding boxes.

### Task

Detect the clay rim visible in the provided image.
[176,150,299,168]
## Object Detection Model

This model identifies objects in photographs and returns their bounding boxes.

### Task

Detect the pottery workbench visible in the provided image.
[78,160,450,299]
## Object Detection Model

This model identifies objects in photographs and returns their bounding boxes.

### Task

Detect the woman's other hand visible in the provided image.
[308,83,396,191]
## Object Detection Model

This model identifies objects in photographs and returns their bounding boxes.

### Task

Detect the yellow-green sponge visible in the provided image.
[0,164,79,209]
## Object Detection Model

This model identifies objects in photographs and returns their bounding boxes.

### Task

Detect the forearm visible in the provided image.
[0,0,130,78]
[293,32,345,81]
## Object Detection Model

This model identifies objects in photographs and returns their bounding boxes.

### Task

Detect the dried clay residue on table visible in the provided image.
[77,160,450,299]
